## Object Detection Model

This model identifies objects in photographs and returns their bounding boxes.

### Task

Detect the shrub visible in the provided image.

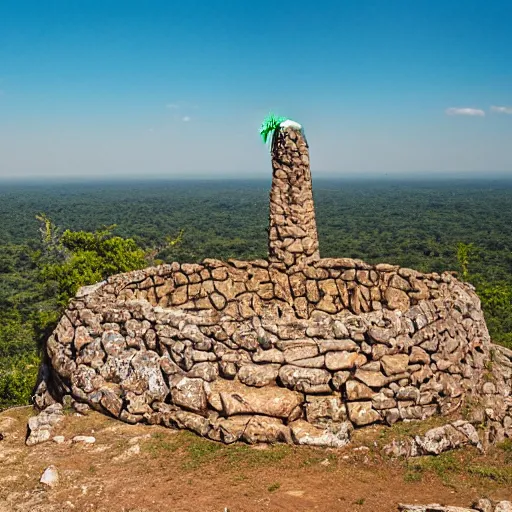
[0,352,40,410]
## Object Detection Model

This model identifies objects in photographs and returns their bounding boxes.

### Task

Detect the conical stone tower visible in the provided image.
[268,121,320,268]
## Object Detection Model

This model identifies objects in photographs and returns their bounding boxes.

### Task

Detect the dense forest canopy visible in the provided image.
[1,178,511,408]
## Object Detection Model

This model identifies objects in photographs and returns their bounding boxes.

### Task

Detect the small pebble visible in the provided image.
[285,490,305,498]
[72,435,96,444]
[40,465,59,487]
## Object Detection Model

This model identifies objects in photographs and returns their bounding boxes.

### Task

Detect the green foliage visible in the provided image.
[145,432,180,458]
[176,431,290,470]
[456,242,474,280]
[406,452,462,485]
[0,352,40,410]
[467,464,512,484]
[166,229,185,248]
[35,213,64,260]
[0,310,36,359]
[0,310,40,410]
[259,113,287,144]
[474,281,512,348]
[39,224,148,306]
[454,239,512,348]
[404,451,512,486]
[498,438,512,452]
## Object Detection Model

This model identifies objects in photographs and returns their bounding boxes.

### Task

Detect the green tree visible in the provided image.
[456,242,474,280]
[0,352,40,410]
[38,223,148,306]
[0,310,39,409]
[475,281,512,348]
[455,242,512,349]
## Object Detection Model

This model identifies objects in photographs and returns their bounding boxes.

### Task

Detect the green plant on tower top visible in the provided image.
[259,113,288,144]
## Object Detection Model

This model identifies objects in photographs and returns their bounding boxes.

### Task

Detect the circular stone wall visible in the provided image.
[37,256,508,447]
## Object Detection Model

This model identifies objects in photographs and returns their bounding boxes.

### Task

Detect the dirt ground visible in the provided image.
[1,407,511,512]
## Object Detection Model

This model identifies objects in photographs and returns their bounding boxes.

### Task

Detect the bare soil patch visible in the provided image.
[1,408,511,512]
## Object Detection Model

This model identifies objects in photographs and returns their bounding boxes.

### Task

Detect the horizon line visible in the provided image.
[1,173,512,186]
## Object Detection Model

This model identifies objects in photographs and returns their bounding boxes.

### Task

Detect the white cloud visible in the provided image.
[446,107,485,117]
[166,102,199,110]
[490,106,512,115]
[182,116,191,122]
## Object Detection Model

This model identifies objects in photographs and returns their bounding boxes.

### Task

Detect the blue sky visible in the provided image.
[0,0,511,179]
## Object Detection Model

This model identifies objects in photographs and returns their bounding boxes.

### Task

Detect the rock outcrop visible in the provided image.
[33,121,512,447]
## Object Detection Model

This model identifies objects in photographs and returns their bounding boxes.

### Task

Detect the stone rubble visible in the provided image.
[30,123,512,448]
[26,403,63,446]
[398,501,512,512]
[384,420,482,457]
[400,507,476,512]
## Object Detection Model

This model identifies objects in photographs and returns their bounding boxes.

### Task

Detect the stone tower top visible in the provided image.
[268,121,320,268]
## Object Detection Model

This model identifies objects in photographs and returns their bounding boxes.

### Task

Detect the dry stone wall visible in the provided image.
[36,123,512,447]
[39,256,512,446]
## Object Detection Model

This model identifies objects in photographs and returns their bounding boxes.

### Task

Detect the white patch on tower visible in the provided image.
[280,119,302,130]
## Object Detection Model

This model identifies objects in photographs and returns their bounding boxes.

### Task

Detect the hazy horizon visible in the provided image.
[1,171,512,185]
